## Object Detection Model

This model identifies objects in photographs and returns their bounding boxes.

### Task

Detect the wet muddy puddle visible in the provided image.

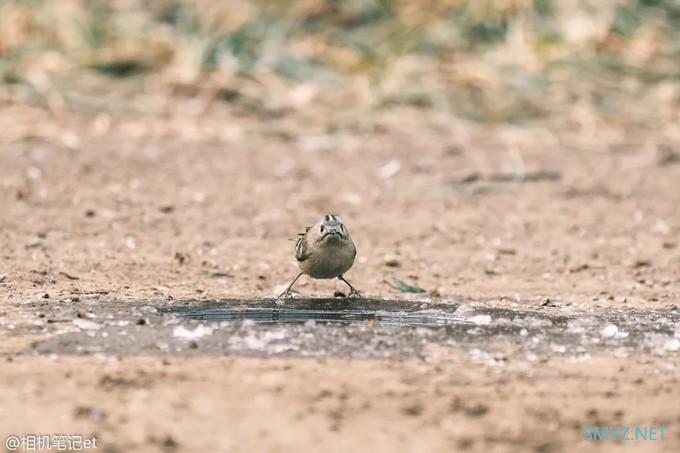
[22,298,680,362]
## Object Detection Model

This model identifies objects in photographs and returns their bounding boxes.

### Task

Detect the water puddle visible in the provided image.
[24,298,680,362]
[166,299,482,327]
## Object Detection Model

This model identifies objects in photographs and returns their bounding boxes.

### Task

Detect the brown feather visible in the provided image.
[295,235,311,262]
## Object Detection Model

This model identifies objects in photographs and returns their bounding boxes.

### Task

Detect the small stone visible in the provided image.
[174,252,189,265]
[173,325,213,339]
[402,405,423,416]
[454,304,475,315]
[378,159,401,179]
[384,255,401,267]
[73,319,100,331]
[540,298,558,307]
[663,338,680,352]
[468,314,492,325]
[25,239,43,249]
[162,435,178,449]
[464,404,489,417]
[601,324,618,338]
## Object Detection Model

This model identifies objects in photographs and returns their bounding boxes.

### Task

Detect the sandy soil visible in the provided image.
[1,355,678,453]
[1,97,680,452]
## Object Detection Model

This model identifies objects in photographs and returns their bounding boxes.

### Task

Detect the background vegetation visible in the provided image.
[1,0,679,130]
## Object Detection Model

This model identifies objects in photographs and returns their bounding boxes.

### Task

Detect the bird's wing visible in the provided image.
[295,233,311,262]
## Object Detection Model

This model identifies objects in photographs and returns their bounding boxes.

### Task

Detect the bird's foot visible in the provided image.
[278,273,304,300]
[347,287,362,299]
[278,289,293,299]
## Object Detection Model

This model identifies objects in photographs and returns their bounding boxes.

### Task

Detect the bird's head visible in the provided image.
[317,214,349,242]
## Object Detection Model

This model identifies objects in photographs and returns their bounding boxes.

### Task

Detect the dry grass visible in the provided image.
[1,0,679,148]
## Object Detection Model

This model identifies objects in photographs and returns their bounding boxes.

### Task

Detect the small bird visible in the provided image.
[279,214,361,298]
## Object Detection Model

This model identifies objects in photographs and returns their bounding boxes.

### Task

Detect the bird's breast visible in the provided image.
[299,239,356,279]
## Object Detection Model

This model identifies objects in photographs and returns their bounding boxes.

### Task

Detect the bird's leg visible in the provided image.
[279,272,304,298]
[338,275,362,298]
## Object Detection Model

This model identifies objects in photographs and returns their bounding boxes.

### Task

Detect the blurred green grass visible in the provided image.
[1,0,679,123]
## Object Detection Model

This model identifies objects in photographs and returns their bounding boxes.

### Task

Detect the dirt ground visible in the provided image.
[1,94,680,453]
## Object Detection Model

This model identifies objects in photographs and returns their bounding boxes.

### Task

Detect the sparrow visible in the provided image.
[279,214,361,298]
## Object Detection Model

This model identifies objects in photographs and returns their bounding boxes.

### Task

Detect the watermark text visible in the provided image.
[4,434,97,451]
[584,425,668,442]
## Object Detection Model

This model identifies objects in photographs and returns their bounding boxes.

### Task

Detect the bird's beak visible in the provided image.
[322,229,341,238]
